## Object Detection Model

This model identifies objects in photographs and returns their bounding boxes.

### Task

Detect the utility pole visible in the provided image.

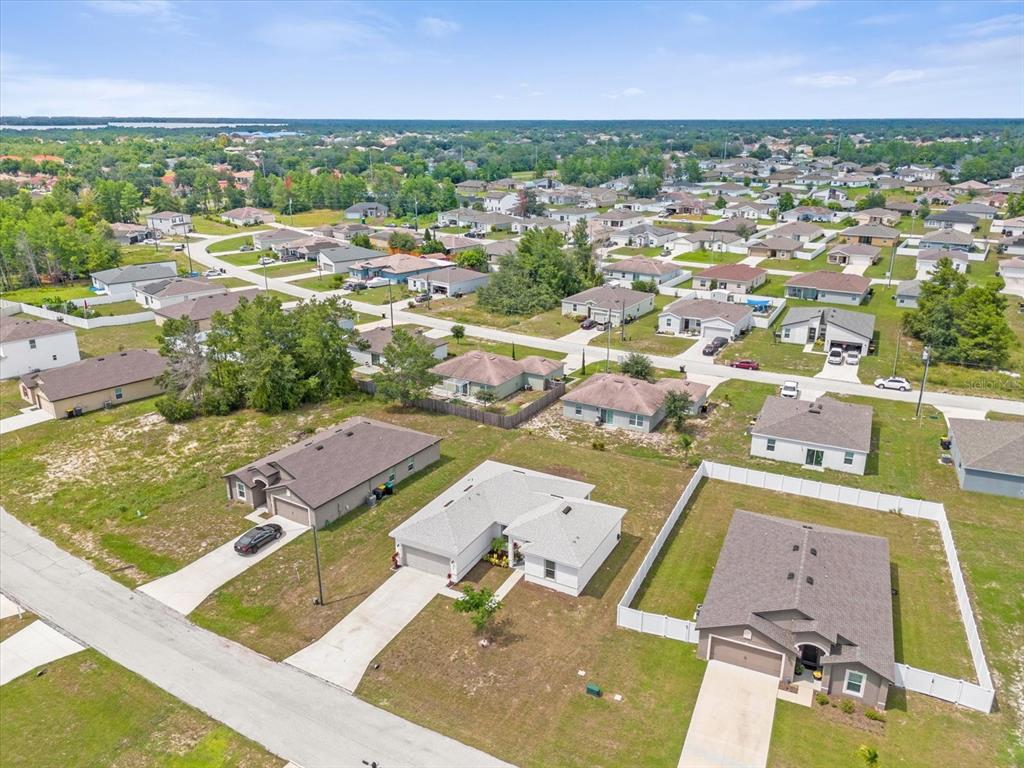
[184,233,194,275]
[915,346,931,418]
[605,313,612,372]
[387,280,394,328]
[263,259,269,292]
[892,326,902,377]
[620,297,625,342]
[308,509,324,606]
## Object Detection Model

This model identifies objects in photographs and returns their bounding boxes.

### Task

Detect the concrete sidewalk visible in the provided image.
[138,515,308,615]
[1,620,84,685]
[285,567,445,693]
[0,408,54,435]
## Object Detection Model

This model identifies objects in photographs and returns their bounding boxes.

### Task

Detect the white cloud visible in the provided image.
[418,16,460,37]
[85,0,174,17]
[877,69,925,85]
[768,0,822,14]
[683,12,710,24]
[791,73,857,88]
[961,14,1023,38]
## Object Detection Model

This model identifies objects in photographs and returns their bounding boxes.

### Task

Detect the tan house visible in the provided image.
[696,510,895,710]
[693,263,767,293]
[560,373,708,432]
[430,350,563,401]
[224,417,442,528]
[19,349,166,418]
[838,224,900,248]
[747,236,801,260]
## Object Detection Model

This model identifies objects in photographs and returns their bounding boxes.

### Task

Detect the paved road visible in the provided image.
[0,508,512,768]
[190,232,1024,417]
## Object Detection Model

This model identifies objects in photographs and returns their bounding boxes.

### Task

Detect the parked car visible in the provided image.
[142,238,157,245]
[257,256,275,266]
[414,292,431,304]
[845,350,861,365]
[580,318,597,329]
[343,280,366,290]
[239,244,254,252]
[874,376,912,391]
[729,358,760,370]
[827,348,845,365]
[233,524,283,555]
[365,277,390,288]
[780,380,800,399]
[202,268,224,278]
[702,336,728,356]
[173,244,185,252]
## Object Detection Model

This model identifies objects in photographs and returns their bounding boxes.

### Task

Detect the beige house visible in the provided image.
[693,264,767,294]
[224,417,442,528]
[430,350,563,401]
[560,373,708,432]
[19,349,166,418]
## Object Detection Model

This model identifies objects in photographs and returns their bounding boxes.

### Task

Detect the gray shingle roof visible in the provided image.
[602,258,681,277]
[153,289,260,322]
[318,244,380,263]
[948,418,1024,477]
[137,277,225,299]
[21,349,165,401]
[785,270,871,294]
[430,350,561,386]
[662,297,753,324]
[561,373,708,416]
[896,280,922,298]
[780,306,875,340]
[227,417,441,510]
[696,510,895,682]
[752,395,873,453]
[91,261,177,286]
[563,284,652,311]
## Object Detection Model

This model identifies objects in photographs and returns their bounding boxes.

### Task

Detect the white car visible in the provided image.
[874,376,911,391]
[780,380,800,399]
[142,238,157,245]
[257,256,275,266]
[845,350,861,365]
[826,348,844,365]
[202,269,223,278]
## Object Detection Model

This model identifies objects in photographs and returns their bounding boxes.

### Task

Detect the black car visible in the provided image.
[701,336,728,356]
[233,524,284,555]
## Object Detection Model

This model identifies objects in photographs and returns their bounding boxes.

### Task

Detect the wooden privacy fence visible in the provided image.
[356,379,565,430]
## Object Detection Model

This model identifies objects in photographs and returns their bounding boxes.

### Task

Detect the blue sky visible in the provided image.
[1,0,1021,119]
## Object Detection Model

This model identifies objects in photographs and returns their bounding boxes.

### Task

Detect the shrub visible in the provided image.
[864,709,886,722]
[155,395,196,423]
[815,693,829,706]
[591,438,606,451]
[840,699,855,714]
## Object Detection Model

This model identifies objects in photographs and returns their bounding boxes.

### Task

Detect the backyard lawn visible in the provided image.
[89,300,148,317]
[1,280,94,305]
[77,322,161,357]
[865,250,917,280]
[757,255,843,273]
[673,249,747,266]
[0,377,25,419]
[351,284,413,305]
[610,246,663,258]
[190,215,270,236]
[443,335,566,361]
[631,479,974,679]
[207,234,254,253]
[0,650,282,768]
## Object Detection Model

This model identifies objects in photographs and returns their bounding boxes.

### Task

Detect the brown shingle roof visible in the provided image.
[661,297,753,324]
[695,263,767,282]
[137,277,226,299]
[153,289,260,322]
[563,284,652,310]
[430,349,561,386]
[561,373,707,416]
[0,317,74,343]
[602,258,681,277]
[356,325,446,356]
[785,271,871,294]
[21,349,165,401]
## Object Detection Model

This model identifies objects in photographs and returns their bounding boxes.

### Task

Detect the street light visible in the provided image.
[915,346,931,418]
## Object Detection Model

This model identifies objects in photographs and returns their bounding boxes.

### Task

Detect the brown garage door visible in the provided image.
[271,496,311,526]
[709,636,783,677]
[403,546,450,576]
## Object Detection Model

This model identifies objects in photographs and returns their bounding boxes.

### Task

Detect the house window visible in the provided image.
[844,451,855,465]
[28,339,36,349]
[235,481,246,500]
[544,559,556,579]
[766,438,776,452]
[665,318,673,327]
[843,670,866,697]
[52,354,57,361]
[628,413,644,427]
[388,469,396,482]
[783,328,791,339]
[114,387,123,400]
[574,404,582,416]
[407,457,415,471]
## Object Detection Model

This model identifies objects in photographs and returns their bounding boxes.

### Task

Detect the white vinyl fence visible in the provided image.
[14,302,154,329]
[616,461,996,713]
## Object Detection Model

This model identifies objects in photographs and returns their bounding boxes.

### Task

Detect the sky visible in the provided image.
[1,0,1022,120]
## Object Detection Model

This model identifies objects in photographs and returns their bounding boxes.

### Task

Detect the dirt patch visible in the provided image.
[521,404,689,458]
[813,697,887,736]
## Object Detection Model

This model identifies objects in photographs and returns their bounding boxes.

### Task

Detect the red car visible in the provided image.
[730,359,760,370]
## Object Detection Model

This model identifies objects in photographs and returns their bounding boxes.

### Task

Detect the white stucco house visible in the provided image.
[145,211,192,235]
[391,461,626,597]
[0,318,81,379]
[751,396,873,475]
[657,298,754,339]
[778,306,875,355]
[90,261,179,299]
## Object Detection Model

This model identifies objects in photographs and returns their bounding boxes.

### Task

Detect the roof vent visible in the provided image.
[345,431,354,437]
[792,544,800,551]
[562,505,572,515]
[810,547,818,556]
[802,524,812,529]
[787,572,795,580]
[314,445,324,451]
[806,576,814,586]
[120,351,128,357]
[808,402,822,414]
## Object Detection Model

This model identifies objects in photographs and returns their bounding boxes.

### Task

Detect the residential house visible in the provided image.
[771,221,824,243]
[561,373,708,432]
[918,228,974,253]
[602,258,685,286]
[723,201,775,220]
[748,236,801,260]
[784,272,871,305]
[611,224,679,249]
[333,222,374,241]
[885,201,921,217]
[368,228,424,251]
[430,350,563,401]
[838,224,900,248]
[0,318,80,379]
[948,202,997,220]
[751,395,873,474]
[344,201,389,220]
[224,417,442,528]
[950,180,990,195]
[19,348,166,418]
[546,207,598,226]
[348,254,444,284]
[924,210,979,234]
[91,261,178,299]
[221,207,275,226]
[683,230,744,252]
[947,419,1024,499]
[253,228,305,251]
[779,307,875,354]
[109,222,152,245]
[693,264,767,294]
[594,209,646,229]
[704,218,758,235]
[133,277,226,309]
[316,244,382,275]
[391,460,625,596]
[827,244,880,268]
[407,266,490,297]
[145,211,192,235]
[152,288,260,329]
[560,284,654,327]
[483,190,519,215]
[895,280,922,309]
[657,298,754,339]
[916,248,968,275]
[778,205,840,224]
[276,236,339,262]
[853,208,900,227]
[995,216,1024,238]
[695,510,894,710]
[349,325,448,367]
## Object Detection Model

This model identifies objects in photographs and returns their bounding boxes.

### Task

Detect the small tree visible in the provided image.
[714,194,727,209]
[857,745,879,767]
[388,231,417,252]
[778,191,795,213]
[350,232,373,249]
[454,246,489,273]
[631,278,658,294]
[451,324,466,344]
[453,585,502,633]
[620,352,654,382]
[375,329,441,405]
[664,389,694,430]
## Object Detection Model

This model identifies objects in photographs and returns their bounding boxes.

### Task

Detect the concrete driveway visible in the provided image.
[285,566,445,692]
[137,515,307,615]
[0,408,54,435]
[678,660,778,768]
[814,357,861,383]
[1,620,84,685]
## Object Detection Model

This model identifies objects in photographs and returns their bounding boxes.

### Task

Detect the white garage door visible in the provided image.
[403,546,450,576]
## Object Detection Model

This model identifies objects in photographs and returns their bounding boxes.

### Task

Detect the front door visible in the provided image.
[599,408,611,424]
[805,449,824,467]
[807,326,817,342]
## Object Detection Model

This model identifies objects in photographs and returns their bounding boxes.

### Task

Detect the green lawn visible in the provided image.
[757,255,843,273]
[90,300,147,317]
[444,336,566,361]
[632,480,974,678]
[292,274,346,292]
[120,244,194,273]
[351,284,413,305]
[482,229,518,241]
[409,294,522,328]
[436,226,470,234]
[0,650,283,768]
[611,246,663,258]
[865,250,916,280]
[0,281,94,305]
[277,209,340,227]
[191,215,270,236]
[256,261,317,278]
[0,377,25,419]
[718,326,825,377]
[207,235,254,253]
[508,307,581,339]
[210,276,256,289]
[673,249,747,266]
[587,295,698,357]
[77,322,161,357]
[218,249,272,266]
